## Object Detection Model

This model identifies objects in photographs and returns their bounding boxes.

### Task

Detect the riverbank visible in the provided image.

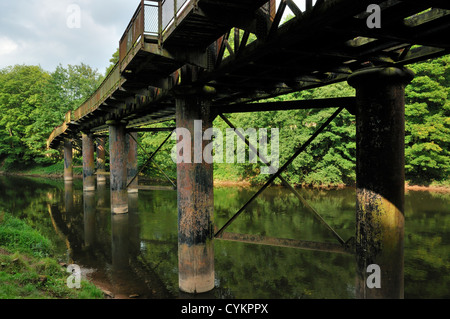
[0,212,104,299]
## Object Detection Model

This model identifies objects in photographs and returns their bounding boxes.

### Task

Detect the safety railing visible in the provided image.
[119,0,192,63]
[161,0,190,32]
[72,63,123,122]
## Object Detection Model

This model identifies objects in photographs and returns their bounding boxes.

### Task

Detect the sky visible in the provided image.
[0,0,310,74]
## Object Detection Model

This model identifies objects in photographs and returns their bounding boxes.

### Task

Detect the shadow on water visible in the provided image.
[0,175,449,298]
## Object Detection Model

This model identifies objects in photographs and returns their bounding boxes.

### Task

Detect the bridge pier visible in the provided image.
[96,137,107,186]
[176,95,215,294]
[126,132,139,193]
[82,133,96,192]
[108,121,128,215]
[348,67,414,299]
[64,139,73,182]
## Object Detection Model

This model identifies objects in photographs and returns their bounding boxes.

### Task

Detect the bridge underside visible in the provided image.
[52,0,450,298]
[48,0,450,148]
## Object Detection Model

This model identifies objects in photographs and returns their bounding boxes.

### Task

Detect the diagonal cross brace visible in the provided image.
[218,113,346,245]
[215,107,346,244]
[126,132,176,189]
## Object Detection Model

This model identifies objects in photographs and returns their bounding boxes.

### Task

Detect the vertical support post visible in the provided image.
[126,132,139,193]
[82,133,95,192]
[97,137,107,186]
[64,139,73,182]
[108,121,128,215]
[175,86,214,293]
[348,67,414,299]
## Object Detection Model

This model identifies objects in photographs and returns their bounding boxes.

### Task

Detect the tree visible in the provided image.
[105,48,119,77]
[0,65,50,166]
[405,56,450,184]
[0,63,103,167]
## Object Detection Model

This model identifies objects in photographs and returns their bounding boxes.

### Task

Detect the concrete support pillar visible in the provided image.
[108,121,128,215]
[126,132,139,193]
[64,139,73,182]
[348,67,414,299]
[96,137,107,186]
[82,133,95,192]
[176,94,214,294]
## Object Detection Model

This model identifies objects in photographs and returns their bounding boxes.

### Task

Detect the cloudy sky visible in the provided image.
[0,0,310,74]
[0,0,139,73]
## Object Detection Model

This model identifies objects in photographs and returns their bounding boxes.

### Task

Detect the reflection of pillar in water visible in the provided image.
[64,139,73,182]
[64,180,74,216]
[97,180,108,208]
[83,191,96,248]
[128,192,140,257]
[111,213,129,271]
[348,67,414,299]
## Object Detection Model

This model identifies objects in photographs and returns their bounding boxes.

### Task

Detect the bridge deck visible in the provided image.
[48,0,450,148]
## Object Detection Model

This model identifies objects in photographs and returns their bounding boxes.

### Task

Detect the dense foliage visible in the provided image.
[0,54,448,186]
[0,63,103,167]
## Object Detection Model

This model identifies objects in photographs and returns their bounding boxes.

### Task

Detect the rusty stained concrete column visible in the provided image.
[82,133,96,192]
[176,95,214,294]
[96,137,107,186]
[108,120,128,215]
[348,67,414,299]
[64,139,73,182]
[126,132,139,193]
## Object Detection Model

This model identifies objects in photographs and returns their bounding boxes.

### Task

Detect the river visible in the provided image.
[0,175,449,299]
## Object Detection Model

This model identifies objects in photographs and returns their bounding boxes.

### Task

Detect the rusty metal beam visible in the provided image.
[217,97,355,114]
[127,127,176,133]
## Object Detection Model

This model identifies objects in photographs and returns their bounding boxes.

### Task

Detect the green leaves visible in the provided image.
[0,63,102,168]
[405,56,450,184]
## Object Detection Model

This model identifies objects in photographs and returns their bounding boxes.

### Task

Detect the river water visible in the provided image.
[0,175,449,299]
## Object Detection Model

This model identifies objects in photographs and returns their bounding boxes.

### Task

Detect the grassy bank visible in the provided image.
[1,162,82,178]
[0,211,103,299]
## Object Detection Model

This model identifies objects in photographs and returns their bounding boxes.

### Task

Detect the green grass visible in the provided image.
[0,212,104,299]
[0,212,52,258]
[0,161,83,177]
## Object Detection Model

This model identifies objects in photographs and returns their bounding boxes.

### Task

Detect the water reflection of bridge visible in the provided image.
[47,0,450,298]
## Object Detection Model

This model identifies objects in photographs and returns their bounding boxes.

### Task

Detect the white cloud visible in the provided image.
[0,37,19,56]
[0,0,137,73]
[0,0,316,73]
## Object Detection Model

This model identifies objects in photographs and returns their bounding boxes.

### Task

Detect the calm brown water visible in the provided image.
[0,175,449,298]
